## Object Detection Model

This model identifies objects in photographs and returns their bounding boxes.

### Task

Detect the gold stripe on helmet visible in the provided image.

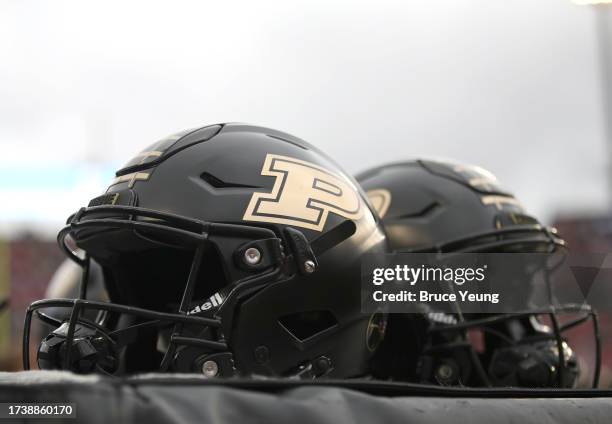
[110,172,151,188]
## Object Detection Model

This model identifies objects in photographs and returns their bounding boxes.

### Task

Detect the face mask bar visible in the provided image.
[398,224,601,388]
[404,225,565,254]
[425,305,600,388]
[23,297,225,373]
[23,205,285,374]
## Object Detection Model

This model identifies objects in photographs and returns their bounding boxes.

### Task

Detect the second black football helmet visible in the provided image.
[357,159,600,388]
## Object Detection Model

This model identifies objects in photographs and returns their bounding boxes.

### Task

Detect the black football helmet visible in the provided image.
[23,123,388,378]
[357,159,601,388]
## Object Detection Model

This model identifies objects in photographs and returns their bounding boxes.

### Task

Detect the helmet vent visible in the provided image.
[200,172,260,189]
[396,201,440,219]
[278,310,338,342]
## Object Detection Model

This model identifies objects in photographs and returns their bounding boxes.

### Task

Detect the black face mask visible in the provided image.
[24,205,286,376]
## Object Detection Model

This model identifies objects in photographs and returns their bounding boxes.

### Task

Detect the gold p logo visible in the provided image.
[243,154,363,232]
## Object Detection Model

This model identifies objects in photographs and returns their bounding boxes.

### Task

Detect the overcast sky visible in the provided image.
[1,0,610,236]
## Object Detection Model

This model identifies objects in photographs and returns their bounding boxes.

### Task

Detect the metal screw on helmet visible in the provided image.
[254,345,270,364]
[201,360,219,377]
[304,260,316,273]
[244,247,262,266]
[436,363,454,381]
[314,356,332,375]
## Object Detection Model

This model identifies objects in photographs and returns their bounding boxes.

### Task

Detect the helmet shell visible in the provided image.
[76,123,387,377]
[357,159,537,251]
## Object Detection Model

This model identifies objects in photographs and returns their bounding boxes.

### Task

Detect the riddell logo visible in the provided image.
[188,293,224,315]
[243,154,363,232]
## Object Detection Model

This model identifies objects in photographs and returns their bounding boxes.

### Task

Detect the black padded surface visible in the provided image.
[0,371,611,424]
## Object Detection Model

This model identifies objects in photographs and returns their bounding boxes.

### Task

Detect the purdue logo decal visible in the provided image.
[243,154,363,232]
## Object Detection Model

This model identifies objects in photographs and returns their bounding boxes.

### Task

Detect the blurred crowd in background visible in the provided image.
[1,0,612,383]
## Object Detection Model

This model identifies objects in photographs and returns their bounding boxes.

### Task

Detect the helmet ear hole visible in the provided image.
[278,311,338,342]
